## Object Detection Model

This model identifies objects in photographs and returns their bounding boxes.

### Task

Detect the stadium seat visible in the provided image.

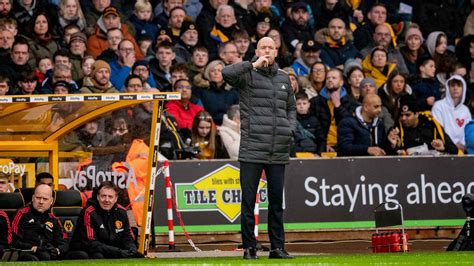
[51,190,84,240]
[0,192,25,221]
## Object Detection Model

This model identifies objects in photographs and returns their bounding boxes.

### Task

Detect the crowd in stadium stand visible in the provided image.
[0,0,473,160]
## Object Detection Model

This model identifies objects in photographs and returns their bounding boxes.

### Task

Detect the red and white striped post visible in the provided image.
[164,160,175,250]
[254,191,260,240]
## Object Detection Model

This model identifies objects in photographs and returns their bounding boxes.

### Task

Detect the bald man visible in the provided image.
[12,184,68,261]
[222,37,296,260]
[337,93,391,156]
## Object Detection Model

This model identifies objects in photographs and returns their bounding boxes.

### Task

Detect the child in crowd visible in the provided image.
[130,0,158,42]
[16,72,38,95]
[409,56,440,111]
[0,75,9,95]
[426,31,458,92]
[293,93,326,156]
[35,57,53,84]
[190,110,227,159]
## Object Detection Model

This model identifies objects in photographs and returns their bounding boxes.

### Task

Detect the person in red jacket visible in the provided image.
[165,78,203,131]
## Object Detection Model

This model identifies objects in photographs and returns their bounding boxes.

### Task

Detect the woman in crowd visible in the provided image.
[426,31,458,95]
[400,25,425,76]
[190,110,227,159]
[26,11,60,66]
[362,46,396,89]
[266,28,293,68]
[379,71,412,118]
[57,0,86,34]
[301,61,327,99]
[192,60,239,125]
[345,65,365,102]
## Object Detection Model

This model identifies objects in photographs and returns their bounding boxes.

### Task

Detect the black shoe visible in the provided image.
[243,248,258,260]
[269,248,293,259]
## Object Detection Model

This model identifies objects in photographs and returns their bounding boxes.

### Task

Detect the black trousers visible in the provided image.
[240,162,285,250]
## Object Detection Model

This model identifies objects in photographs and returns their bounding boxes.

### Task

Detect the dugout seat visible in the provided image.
[0,192,24,221]
[51,190,84,240]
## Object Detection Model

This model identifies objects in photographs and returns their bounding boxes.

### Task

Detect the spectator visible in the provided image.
[293,92,326,156]
[12,0,42,34]
[0,16,17,37]
[0,74,8,95]
[0,208,11,259]
[362,46,396,89]
[358,77,394,132]
[12,184,68,261]
[174,20,199,63]
[187,46,208,81]
[34,57,52,84]
[464,2,474,36]
[319,18,360,68]
[337,93,390,156]
[195,0,225,56]
[233,29,253,61]
[16,71,38,95]
[190,110,227,159]
[379,71,412,118]
[80,60,118,93]
[217,104,240,160]
[62,23,81,48]
[149,40,175,92]
[346,65,364,102]
[153,0,184,30]
[0,28,14,61]
[109,39,136,91]
[52,80,71,94]
[137,35,154,60]
[0,172,11,192]
[425,31,458,89]
[432,75,472,152]
[360,24,409,75]
[353,3,387,50]
[57,0,86,36]
[281,2,313,53]
[96,27,122,62]
[40,63,79,94]
[25,11,60,68]
[314,0,352,31]
[266,28,293,68]
[310,68,358,152]
[388,94,458,155]
[206,4,240,60]
[0,0,12,18]
[87,6,143,60]
[409,56,440,111]
[132,60,157,90]
[465,119,474,154]
[301,61,327,99]
[69,32,87,81]
[166,78,203,131]
[284,67,299,93]
[70,181,142,259]
[291,39,321,77]
[250,11,274,44]
[192,60,239,125]
[123,74,144,93]
[0,38,32,84]
[400,25,425,76]
[218,42,241,65]
[166,6,187,44]
[76,55,95,88]
[169,63,188,87]
[130,0,158,42]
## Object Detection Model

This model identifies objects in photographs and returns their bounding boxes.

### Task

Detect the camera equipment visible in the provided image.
[447,194,474,251]
[462,193,474,217]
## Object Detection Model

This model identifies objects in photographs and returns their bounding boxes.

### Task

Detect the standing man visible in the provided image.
[222,37,296,260]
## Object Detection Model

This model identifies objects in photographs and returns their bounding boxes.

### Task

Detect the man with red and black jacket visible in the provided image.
[0,210,11,257]
[69,181,141,259]
[11,184,68,261]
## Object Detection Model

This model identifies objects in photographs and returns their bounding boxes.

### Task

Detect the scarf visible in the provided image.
[326,36,347,48]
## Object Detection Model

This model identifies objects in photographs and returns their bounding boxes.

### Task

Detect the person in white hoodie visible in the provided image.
[431,75,472,151]
[217,105,240,160]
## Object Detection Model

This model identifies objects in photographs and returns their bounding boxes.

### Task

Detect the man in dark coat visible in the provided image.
[0,210,11,257]
[337,94,390,156]
[222,37,296,260]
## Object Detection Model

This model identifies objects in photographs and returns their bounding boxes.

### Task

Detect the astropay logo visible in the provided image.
[70,163,138,190]
[0,161,26,176]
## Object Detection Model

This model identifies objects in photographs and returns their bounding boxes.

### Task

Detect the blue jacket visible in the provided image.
[129,14,158,41]
[192,81,239,125]
[465,120,474,154]
[337,106,389,156]
[320,40,361,68]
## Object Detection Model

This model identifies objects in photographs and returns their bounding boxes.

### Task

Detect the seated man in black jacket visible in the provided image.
[69,181,142,259]
[11,184,68,261]
[0,210,11,258]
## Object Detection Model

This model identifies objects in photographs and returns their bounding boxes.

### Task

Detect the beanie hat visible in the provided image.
[132,60,149,71]
[91,60,110,77]
[53,80,71,93]
[398,94,419,114]
[359,78,376,90]
[343,59,362,77]
[70,32,87,44]
[404,27,423,43]
[180,20,197,37]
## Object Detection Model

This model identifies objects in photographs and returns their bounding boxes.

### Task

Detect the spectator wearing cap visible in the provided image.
[132,60,157,90]
[291,39,321,77]
[281,2,313,53]
[108,39,136,91]
[155,28,174,45]
[130,0,158,42]
[387,94,458,155]
[310,68,358,152]
[250,11,274,44]
[353,3,387,51]
[174,20,199,63]
[87,6,143,60]
[83,0,136,36]
[319,18,361,69]
[360,23,409,75]
[357,77,394,131]
[52,80,71,94]
[361,46,396,89]
[399,25,425,75]
[69,32,88,82]
[80,60,118,93]
[149,41,176,92]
